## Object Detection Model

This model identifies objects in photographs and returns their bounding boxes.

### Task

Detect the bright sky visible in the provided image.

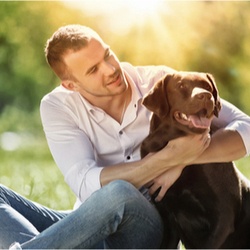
[63,0,166,32]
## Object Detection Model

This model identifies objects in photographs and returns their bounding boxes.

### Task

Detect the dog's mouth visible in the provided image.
[174,109,213,129]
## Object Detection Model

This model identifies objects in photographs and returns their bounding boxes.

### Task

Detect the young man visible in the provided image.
[2,24,250,249]
[41,24,249,204]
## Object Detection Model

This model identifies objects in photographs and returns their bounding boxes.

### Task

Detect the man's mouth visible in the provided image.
[174,110,213,129]
[106,72,121,86]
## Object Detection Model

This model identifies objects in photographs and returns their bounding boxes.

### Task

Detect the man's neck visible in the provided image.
[81,84,132,124]
[102,85,132,124]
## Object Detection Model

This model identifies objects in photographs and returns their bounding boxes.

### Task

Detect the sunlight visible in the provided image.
[63,0,165,32]
[122,0,163,25]
[123,0,163,16]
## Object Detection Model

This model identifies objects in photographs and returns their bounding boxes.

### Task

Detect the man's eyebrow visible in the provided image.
[85,47,110,76]
[104,47,111,56]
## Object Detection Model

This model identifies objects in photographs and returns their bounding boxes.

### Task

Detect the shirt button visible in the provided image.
[119,131,123,135]
[126,156,131,160]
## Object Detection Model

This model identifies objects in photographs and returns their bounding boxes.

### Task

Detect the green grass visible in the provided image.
[0,107,76,210]
[0,135,75,210]
[235,157,250,179]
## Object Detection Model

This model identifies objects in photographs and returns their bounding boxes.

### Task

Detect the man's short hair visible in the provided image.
[45,24,101,80]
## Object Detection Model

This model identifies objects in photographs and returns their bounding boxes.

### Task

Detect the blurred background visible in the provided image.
[1,0,250,209]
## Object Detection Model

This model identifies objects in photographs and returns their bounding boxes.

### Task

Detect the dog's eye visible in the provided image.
[179,83,185,89]
[204,84,212,92]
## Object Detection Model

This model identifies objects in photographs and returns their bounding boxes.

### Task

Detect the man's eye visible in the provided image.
[89,67,97,74]
[105,51,111,59]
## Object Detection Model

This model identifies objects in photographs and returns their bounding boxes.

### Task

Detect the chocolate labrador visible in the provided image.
[140,72,250,249]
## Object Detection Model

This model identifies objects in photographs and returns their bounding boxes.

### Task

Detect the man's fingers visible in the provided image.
[154,187,167,202]
[148,183,159,196]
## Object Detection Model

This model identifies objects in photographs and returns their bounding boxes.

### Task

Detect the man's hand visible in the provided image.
[101,130,211,190]
[155,129,211,167]
[147,165,185,202]
[146,130,211,202]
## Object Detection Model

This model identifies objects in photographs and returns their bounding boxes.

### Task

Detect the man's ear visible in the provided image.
[61,80,77,91]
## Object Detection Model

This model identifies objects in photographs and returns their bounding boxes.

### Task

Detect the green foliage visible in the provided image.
[1,2,50,111]
[0,1,95,112]
[1,1,250,209]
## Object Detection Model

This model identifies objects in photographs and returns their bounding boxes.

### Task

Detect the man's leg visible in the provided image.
[11,180,163,249]
[0,184,69,249]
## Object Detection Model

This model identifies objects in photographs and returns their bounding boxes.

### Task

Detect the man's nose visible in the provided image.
[101,61,116,75]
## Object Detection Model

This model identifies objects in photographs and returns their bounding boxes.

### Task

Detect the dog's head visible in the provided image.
[142,72,221,134]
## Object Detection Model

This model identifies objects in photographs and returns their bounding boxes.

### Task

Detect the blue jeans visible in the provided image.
[0,180,163,249]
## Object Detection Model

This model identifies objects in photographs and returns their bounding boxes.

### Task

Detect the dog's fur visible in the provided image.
[140,72,250,249]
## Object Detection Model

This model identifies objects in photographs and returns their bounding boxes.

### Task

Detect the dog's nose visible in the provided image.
[196,92,212,100]
[192,87,212,100]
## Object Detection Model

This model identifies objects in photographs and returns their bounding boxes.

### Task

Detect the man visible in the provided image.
[3,24,250,249]
[41,24,249,203]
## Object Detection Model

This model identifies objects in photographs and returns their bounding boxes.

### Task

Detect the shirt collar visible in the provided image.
[78,94,106,123]
[123,67,143,105]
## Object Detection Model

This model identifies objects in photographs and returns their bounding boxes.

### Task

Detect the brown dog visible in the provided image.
[141,72,250,249]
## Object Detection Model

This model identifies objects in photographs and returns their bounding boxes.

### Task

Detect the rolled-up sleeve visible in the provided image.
[64,159,103,202]
[213,99,250,156]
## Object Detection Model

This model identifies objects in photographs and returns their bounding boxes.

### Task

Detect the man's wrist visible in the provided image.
[148,147,179,173]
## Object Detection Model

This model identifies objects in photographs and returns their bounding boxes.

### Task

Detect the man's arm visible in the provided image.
[194,129,246,164]
[100,131,210,188]
[195,99,250,164]
[102,99,250,191]
[148,128,246,202]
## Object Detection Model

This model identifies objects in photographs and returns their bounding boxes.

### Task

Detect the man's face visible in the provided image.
[62,38,127,99]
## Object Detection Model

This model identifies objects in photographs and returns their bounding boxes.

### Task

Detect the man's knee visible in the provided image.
[0,184,8,204]
[105,180,140,203]
[107,180,136,193]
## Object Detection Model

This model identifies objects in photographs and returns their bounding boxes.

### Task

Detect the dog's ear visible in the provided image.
[206,73,222,117]
[142,74,171,118]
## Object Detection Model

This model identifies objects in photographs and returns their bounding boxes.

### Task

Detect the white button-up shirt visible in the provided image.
[40,62,250,207]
